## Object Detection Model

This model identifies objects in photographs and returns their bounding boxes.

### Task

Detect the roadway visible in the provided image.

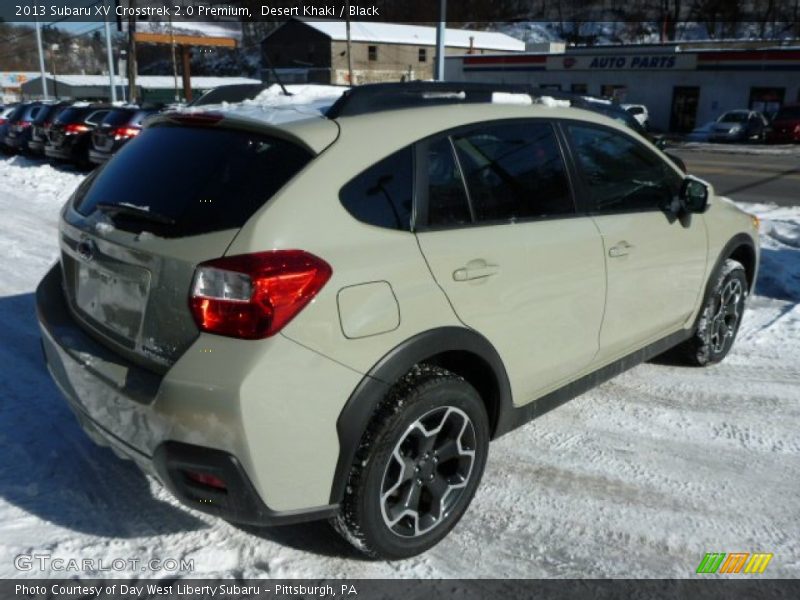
[669,145,800,207]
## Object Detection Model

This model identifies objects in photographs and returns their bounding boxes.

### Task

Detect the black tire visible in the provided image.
[672,259,748,366]
[332,364,489,559]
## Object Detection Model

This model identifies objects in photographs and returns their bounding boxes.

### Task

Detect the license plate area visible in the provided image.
[74,261,151,346]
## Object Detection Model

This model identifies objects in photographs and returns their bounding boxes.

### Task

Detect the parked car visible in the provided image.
[89,106,158,165]
[0,103,28,153]
[621,103,650,129]
[27,102,71,156]
[709,110,769,143]
[189,83,270,107]
[0,104,21,150]
[37,82,759,560]
[2,101,45,152]
[766,104,800,144]
[44,104,111,168]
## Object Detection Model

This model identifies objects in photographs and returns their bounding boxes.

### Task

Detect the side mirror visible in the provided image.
[655,137,667,150]
[680,177,709,213]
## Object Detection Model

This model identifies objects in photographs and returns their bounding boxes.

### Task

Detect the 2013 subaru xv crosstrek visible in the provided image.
[37,83,759,559]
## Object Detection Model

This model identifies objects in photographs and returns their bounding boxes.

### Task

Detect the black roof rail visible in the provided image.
[326,81,566,119]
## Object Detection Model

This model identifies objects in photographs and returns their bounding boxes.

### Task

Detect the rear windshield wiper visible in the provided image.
[95,202,176,226]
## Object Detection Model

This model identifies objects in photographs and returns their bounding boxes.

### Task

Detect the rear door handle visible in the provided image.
[608,241,634,258]
[453,260,500,282]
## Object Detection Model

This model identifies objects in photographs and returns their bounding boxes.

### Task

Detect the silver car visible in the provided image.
[709,109,769,142]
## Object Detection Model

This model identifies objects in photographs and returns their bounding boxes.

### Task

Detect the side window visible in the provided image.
[567,124,681,213]
[426,137,471,227]
[339,147,413,231]
[451,121,574,222]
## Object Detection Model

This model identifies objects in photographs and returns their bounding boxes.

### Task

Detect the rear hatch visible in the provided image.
[49,106,91,147]
[92,108,136,152]
[60,119,319,372]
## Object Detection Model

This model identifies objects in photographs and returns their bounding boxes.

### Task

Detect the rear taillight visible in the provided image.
[18,120,32,129]
[183,470,227,491]
[794,124,800,134]
[0,118,6,125]
[64,123,89,135]
[112,126,140,139]
[189,250,332,340]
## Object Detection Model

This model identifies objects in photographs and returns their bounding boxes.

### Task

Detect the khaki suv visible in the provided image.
[36,83,759,559]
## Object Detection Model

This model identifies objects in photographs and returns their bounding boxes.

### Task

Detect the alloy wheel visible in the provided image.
[380,406,477,538]
[710,278,744,354]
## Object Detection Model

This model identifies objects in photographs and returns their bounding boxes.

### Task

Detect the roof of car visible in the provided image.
[152,83,653,156]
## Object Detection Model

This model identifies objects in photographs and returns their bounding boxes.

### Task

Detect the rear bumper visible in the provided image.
[4,135,24,149]
[88,148,112,165]
[36,262,360,524]
[44,144,75,161]
[27,139,46,154]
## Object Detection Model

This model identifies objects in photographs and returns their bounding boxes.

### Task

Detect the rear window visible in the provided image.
[720,112,748,123]
[56,107,91,124]
[101,109,136,127]
[74,124,313,237]
[23,105,41,121]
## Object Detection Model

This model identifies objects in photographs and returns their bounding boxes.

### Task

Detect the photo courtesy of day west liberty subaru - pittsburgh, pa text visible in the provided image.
[30,3,381,19]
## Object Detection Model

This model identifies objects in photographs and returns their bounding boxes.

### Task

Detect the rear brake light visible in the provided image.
[112,126,140,138]
[167,112,224,126]
[183,470,227,491]
[190,250,332,339]
[64,123,89,134]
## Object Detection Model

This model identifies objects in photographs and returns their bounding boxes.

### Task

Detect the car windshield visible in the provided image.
[719,112,748,123]
[775,106,800,120]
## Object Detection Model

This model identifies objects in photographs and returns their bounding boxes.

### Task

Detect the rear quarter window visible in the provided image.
[74,124,313,237]
[339,148,413,231]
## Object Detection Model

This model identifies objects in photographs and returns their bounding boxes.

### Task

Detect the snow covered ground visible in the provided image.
[0,155,798,579]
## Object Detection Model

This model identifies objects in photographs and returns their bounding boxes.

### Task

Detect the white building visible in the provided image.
[1,72,48,102]
[445,42,800,132]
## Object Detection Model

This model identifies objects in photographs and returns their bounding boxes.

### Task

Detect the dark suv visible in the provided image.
[27,102,71,156]
[89,107,158,165]
[2,102,42,153]
[45,104,111,168]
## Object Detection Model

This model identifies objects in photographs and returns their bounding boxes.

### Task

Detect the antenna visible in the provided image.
[263,51,292,97]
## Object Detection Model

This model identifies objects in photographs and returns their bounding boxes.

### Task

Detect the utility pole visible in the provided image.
[34,17,49,99]
[435,0,446,81]
[345,2,353,85]
[127,0,138,103]
[103,0,117,103]
[169,15,179,101]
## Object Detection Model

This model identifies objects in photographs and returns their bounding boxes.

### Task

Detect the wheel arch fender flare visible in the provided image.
[329,326,513,505]
[703,233,758,309]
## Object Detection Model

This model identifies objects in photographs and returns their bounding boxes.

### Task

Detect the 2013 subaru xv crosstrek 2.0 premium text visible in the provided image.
[37,83,759,559]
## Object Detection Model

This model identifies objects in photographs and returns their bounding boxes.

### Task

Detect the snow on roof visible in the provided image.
[27,75,260,89]
[185,84,348,125]
[276,20,525,52]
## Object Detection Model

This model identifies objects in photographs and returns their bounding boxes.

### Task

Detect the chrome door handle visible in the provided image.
[608,241,634,258]
[453,261,500,282]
